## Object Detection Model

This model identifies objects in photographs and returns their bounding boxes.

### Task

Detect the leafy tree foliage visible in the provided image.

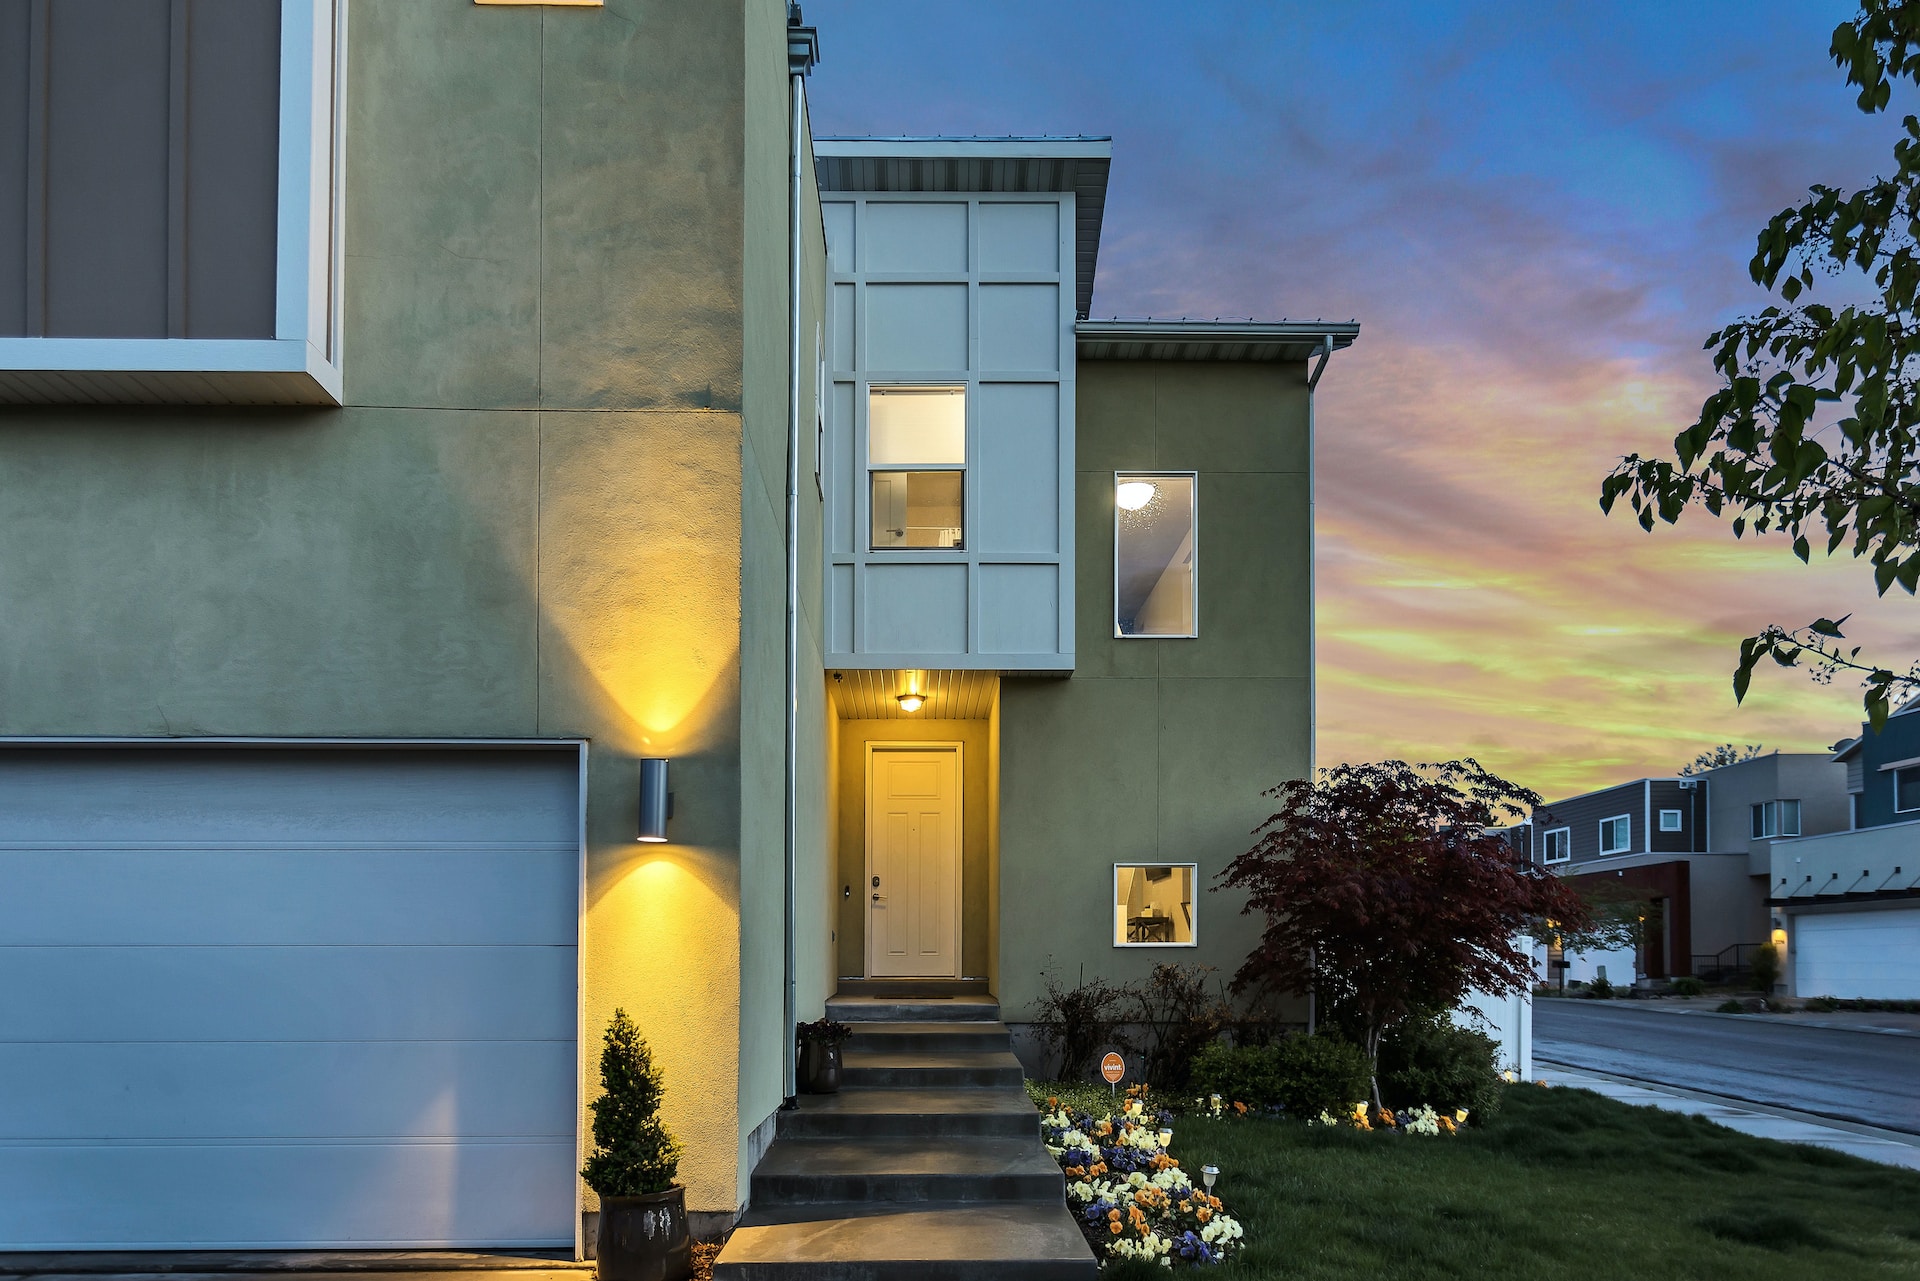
[1218,760,1590,1105]
[580,1008,682,1196]
[1599,0,1920,730]
[1678,742,1767,776]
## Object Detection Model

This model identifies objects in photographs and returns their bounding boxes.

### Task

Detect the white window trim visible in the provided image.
[1658,809,1683,832]
[1598,814,1632,856]
[1542,826,1571,864]
[0,0,346,405]
[1112,861,1199,948]
[866,383,968,552]
[1113,470,1199,640]
[1898,768,1920,814]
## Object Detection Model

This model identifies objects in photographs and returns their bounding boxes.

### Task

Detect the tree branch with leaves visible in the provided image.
[1600,0,1920,731]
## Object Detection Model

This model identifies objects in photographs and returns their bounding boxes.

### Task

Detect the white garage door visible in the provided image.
[0,746,581,1250]
[1794,906,1920,1000]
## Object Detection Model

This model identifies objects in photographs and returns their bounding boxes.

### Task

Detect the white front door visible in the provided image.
[866,746,961,978]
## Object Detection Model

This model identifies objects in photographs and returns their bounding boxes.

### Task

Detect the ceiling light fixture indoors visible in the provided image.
[1116,480,1156,510]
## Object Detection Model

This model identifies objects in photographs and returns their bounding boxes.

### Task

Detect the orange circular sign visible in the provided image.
[1100,1052,1125,1084]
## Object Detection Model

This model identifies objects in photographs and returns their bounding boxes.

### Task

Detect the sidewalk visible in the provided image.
[1533,1062,1920,1171]
[1539,994,1920,1038]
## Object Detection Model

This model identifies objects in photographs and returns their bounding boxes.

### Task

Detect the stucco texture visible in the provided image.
[0,0,819,1225]
[996,361,1315,1024]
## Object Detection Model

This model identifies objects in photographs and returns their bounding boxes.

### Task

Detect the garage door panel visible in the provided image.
[0,750,579,847]
[0,846,578,945]
[1,1040,576,1140]
[0,1139,577,1249]
[1795,907,1920,1000]
[2,945,577,1042]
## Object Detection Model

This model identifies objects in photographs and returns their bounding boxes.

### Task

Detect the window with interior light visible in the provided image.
[1115,472,1197,637]
[1542,827,1571,864]
[1114,864,1196,946]
[869,386,965,549]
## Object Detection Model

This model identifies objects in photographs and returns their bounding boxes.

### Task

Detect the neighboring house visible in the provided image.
[0,0,1351,1262]
[1520,755,1846,983]
[1774,707,1920,998]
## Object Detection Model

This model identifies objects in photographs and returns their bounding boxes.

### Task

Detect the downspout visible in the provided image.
[782,9,819,1108]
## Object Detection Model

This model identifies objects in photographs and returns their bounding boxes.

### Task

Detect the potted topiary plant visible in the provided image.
[582,1009,690,1281]
[794,1017,852,1094]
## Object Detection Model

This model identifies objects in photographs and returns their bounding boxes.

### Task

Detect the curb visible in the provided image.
[1533,1058,1920,1142]
[1537,999,1920,1040]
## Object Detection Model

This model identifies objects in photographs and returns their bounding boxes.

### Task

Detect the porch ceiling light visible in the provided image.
[1116,480,1156,511]
[896,692,925,713]
[638,757,671,843]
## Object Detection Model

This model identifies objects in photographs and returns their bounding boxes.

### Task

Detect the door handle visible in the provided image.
[872,893,884,902]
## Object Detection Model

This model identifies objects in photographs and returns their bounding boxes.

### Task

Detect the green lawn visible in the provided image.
[1044,1083,1920,1279]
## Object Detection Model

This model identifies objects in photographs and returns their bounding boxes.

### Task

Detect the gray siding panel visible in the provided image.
[184,0,277,338]
[0,1,27,335]
[45,0,171,337]
[1536,781,1644,862]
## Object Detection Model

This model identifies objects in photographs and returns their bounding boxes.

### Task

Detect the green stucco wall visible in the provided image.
[996,361,1316,1026]
[0,0,820,1224]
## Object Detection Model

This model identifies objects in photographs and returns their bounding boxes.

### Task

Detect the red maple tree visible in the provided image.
[1219,759,1590,1103]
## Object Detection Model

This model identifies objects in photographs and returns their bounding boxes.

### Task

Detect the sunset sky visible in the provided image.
[806,0,1920,798]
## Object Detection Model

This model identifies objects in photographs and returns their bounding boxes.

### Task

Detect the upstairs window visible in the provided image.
[1751,799,1802,838]
[1598,815,1631,855]
[1899,767,1920,814]
[869,386,965,550]
[1115,473,1197,637]
[1659,809,1683,832]
[1542,827,1571,864]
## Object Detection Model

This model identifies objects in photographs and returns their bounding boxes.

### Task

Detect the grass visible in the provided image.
[1028,1081,1920,1279]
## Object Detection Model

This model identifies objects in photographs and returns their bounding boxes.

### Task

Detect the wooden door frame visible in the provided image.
[863,740,964,979]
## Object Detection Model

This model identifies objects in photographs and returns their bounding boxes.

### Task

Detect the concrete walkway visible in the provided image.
[1534,1062,1920,1171]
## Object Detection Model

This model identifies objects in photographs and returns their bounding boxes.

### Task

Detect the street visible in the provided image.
[1534,1000,1920,1134]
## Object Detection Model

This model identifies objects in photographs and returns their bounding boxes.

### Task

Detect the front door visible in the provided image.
[866,745,961,978]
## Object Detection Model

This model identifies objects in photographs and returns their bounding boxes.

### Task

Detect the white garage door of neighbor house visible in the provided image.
[1795,907,1920,1000]
[0,747,582,1250]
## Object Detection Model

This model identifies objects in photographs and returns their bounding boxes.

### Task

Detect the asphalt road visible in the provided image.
[1534,1001,1920,1134]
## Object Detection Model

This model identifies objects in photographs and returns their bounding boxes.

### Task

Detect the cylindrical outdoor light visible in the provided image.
[638,757,671,843]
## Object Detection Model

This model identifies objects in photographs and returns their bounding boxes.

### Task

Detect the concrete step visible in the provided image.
[777,1087,1039,1140]
[713,1202,1096,1280]
[748,1138,1064,1206]
[841,1049,1024,1090]
[844,1021,1011,1055]
[832,979,991,1000]
[826,995,1001,1024]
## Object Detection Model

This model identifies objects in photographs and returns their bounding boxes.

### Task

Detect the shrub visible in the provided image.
[1586,976,1615,999]
[1716,998,1749,1013]
[1751,943,1782,993]
[1376,1015,1503,1124]
[1189,1035,1372,1119]
[580,1008,681,1196]
[1033,965,1131,1080]
[1804,994,1840,1012]
[1121,963,1233,1091]
[1671,976,1705,997]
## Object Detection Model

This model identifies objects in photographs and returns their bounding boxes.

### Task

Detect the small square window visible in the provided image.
[1542,827,1571,864]
[1659,809,1683,832]
[1598,815,1631,855]
[1115,473,1197,637]
[1114,864,1196,946]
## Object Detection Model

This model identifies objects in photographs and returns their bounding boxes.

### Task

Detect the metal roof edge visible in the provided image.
[1076,319,1360,345]
[814,137,1113,160]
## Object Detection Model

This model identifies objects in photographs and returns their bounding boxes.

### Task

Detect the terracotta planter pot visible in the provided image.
[596,1186,691,1281]
[798,1037,842,1094]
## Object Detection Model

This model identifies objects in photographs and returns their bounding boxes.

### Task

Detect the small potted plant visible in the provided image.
[582,1009,690,1281]
[795,1017,852,1094]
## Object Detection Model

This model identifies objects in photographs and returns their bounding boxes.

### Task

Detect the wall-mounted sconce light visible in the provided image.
[638,757,672,843]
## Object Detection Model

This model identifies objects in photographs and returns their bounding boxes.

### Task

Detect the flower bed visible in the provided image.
[1039,1090,1245,1268]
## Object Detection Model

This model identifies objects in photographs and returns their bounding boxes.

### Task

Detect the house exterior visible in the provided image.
[0,0,1351,1258]
[1520,755,1846,982]
[1773,709,1920,998]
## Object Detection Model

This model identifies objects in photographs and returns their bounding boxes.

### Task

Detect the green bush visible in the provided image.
[1716,998,1748,1013]
[1671,977,1705,997]
[1751,943,1781,993]
[1804,994,1840,1012]
[1587,976,1615,999]
[1188,1035,1372,1119]
[580,1008,682,1196]
[1377,1016,1503,1124]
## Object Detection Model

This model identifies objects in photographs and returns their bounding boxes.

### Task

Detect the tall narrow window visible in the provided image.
[1115,472,1197,637]
[1542,827,1571,864]
[869,387,965,549]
